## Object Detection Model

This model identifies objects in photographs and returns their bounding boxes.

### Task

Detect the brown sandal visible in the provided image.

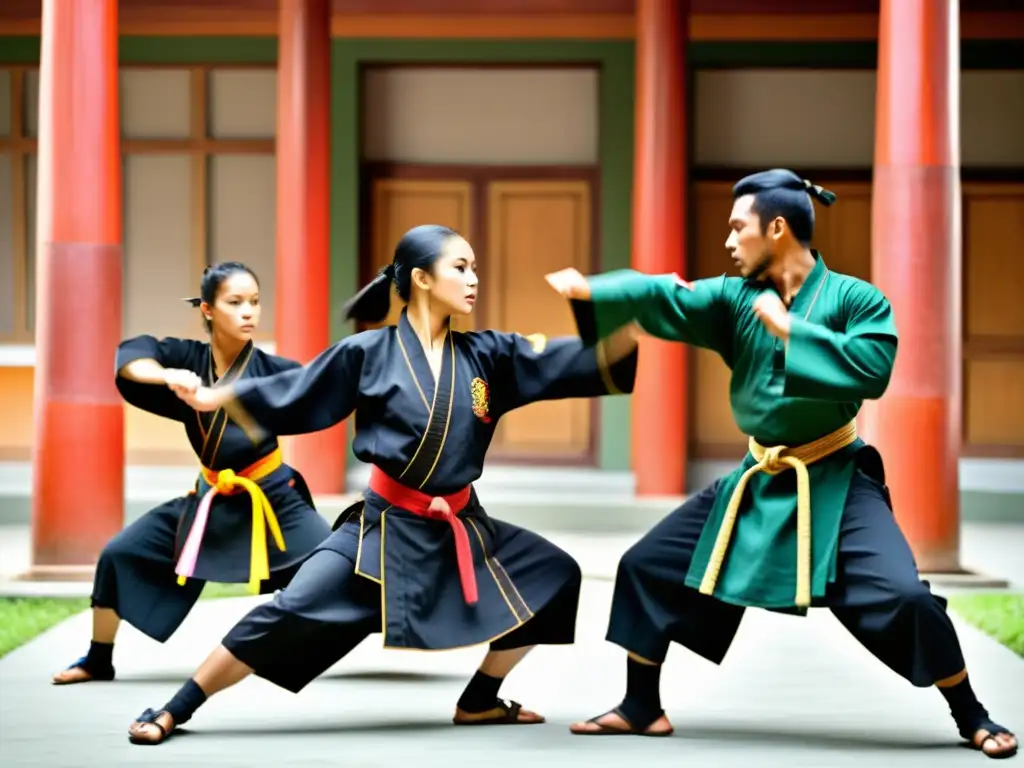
[573,708,673,737]
[968,728,1018,760]
[957,715,1017,760]
[453,700,543,725]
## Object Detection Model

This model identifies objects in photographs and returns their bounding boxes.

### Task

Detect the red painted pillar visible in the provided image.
[276,0,346,494]
[29,0,123,577]
[871,0,962,572]
[631,0,688,496]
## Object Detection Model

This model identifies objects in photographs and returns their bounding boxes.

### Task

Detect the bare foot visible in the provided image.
[453,700,544,725]
[971,727,1017,759]
[570,709,673,736]
[128,711,176,745]
[52,666,93,685]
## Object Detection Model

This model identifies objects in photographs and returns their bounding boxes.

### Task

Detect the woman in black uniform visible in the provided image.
[52,262,331,685]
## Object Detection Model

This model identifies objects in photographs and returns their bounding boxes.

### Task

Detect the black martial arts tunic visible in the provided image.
[216,309,637,691]
[93,337,331,642]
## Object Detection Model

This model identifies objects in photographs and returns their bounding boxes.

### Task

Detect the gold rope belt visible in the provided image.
[697,420,858,607]
[175,447,287,594]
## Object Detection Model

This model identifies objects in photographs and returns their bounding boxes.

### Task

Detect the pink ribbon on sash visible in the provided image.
[174,481,221,585]
[174,449,286,594]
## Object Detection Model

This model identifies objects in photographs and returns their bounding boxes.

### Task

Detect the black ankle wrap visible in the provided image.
[84,640,114,672]
[617,657,663,730]
[456,670,504,713]
[164,678,208,726]
[939,676,989,734]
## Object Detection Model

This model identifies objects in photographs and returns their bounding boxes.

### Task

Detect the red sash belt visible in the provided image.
[368,465,477,605]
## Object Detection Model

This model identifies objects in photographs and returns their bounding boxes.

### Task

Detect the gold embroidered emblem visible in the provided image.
[470,377,492,423]
[524,333,547,354]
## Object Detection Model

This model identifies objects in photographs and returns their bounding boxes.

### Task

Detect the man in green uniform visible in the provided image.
[546,169,1016,759]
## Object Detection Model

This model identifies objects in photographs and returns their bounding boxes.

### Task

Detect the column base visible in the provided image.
[15,565,96,582]
[920,568,1010,590]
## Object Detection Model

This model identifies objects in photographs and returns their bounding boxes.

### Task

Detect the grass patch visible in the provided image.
[947,593,1024,657]
[0,581,256,659]
[198,581,254,600]
[0,597,91,659]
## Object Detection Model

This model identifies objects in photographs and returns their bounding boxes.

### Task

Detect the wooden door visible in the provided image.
[810,182,872,281]
[962,182,1024,456]
[690,182,745,457]
[484,179,594,461]
[367,178,475,332]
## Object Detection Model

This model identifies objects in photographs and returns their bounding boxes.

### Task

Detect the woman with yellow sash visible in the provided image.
[555,170,1016,760]
[51,262,331,686]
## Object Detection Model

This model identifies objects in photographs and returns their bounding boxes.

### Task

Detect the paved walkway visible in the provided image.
[1,528,1022,767]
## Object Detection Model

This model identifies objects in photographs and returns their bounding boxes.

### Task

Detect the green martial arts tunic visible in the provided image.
[583,253,898,609]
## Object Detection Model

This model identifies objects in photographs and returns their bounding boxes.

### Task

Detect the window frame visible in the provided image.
[0,62,277,351]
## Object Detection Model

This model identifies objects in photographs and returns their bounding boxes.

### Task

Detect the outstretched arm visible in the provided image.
[547,267,732,355]
[480,322,639,414]
[180,338,365,440]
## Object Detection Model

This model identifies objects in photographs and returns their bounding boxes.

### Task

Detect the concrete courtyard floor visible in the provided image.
[0,524,1022,767]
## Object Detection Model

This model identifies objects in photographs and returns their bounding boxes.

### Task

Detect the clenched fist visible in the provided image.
[544,268,592,301]
[174,384,230,412]
[163,368,202,399]
[752,292,791,342]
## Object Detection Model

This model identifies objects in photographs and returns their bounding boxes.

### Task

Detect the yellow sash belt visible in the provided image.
[175,447,287,594]
[698,420,858,607]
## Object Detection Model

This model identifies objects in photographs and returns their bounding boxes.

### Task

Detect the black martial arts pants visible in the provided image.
[221,545,580,694]
[605,469,967,687]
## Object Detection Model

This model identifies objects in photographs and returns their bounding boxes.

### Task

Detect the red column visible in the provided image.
[276,0,346,494]
[29,0,123,577]
[871,0,962,571]
[631,0,689,496]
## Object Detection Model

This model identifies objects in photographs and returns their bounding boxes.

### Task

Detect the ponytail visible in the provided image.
[343,263,395,323]
[342,224,459,325]
[801,178,837,207]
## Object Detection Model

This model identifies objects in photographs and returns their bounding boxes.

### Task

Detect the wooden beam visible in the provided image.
[331,13,633,39]
[2,137,274,153]
[964,336,1024,360]
[1,11,1022,40]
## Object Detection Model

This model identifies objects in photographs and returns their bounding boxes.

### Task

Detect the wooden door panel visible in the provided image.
[368,178,474,332]
[966,360,1024,448]
[690,182,744,454]
[965,187,1024,339]
[962,183,1024,455]
[485,179,593,460]
[810,181,871,281]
